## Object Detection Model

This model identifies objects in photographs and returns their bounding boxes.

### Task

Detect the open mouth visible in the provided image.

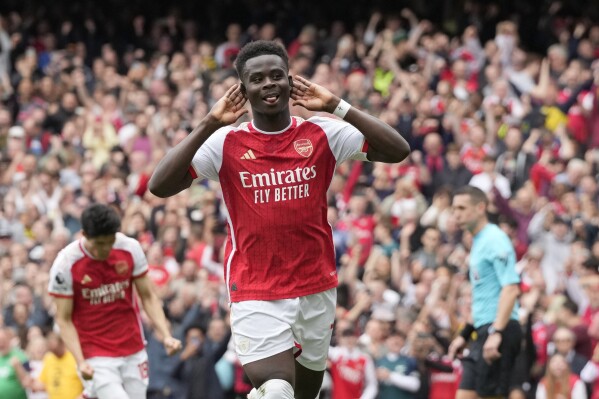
[263,94,280,104]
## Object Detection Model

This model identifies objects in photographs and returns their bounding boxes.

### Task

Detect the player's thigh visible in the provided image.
[495,321,523,395]
[95,383,130,399]
[121,349,149,399]
[294,361,325,399]
[507,349,528,397]
[476,321,522,397]
[86,356,125,398]
[243,348,296,389]
[458,357,479,393]
[501,320,523,363]
[230,299,298,387]
[292,288,336,372]
[459,331,485,393]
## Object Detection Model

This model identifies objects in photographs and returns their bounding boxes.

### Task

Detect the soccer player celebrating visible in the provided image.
[449,186,522,399]
[149,40,410,399]
[48,204,181,399]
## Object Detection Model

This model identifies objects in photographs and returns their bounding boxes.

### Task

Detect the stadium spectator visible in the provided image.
[430,143,473,192]
[555,299,594,359]
[549,326,589,376]
[375,330,420,398]
[0,326,28,399]
[173,319,231,399]
[35,331,83,399]
[328,326,378,399]
[25,334,47,399]
[536,353,587,399]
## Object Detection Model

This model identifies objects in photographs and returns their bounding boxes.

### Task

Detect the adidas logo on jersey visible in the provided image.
[240,149,257,160]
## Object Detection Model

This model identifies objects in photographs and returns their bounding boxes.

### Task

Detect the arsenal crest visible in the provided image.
[294,139,313,157]
[115,261,129,275]
[236,336,250,354]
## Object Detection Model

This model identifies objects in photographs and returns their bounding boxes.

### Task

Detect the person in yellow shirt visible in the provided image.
[36,332,83,399]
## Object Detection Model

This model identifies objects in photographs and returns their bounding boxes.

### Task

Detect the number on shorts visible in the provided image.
[138,360,149,379]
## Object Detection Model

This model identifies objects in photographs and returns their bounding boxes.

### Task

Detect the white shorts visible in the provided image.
[230,288,336,371]
[82,349,149,399]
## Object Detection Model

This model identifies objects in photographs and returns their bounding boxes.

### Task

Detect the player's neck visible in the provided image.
[471,219,488,236]
[81,238,101,260]
[252,110,292,133]
[82,242,95,259]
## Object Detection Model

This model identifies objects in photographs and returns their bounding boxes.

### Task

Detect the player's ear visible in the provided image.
[240,83,247,98]
[288,75,293,87]
[477,201,487,214]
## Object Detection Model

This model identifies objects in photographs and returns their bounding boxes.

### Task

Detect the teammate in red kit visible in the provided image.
[48,204,182,399]
[149,40,410,399]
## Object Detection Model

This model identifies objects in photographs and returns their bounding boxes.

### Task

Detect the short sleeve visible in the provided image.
[309,116,369,164]
[189,126,231,181]
[130,239,149,278]
[48,251,74,297]
[492,240,520,287]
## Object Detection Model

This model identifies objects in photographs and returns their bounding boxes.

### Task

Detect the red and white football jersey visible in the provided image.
[328,346,376,399]
[189,116,369,302]
[48,232,148,359]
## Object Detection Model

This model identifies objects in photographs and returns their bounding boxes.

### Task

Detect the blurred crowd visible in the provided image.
[0,0,598,398]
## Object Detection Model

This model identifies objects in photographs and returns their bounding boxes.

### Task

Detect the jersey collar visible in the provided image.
[248,117,296,135]
[79,238,100,260]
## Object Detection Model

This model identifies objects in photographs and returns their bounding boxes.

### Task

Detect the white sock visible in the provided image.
[253,379,294,399]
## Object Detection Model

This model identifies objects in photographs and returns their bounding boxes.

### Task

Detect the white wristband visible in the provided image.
[332,99,351,119]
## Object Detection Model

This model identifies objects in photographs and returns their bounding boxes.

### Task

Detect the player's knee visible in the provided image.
[248,379,294,399]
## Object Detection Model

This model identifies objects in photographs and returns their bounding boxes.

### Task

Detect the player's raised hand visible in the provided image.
[291,75,339,113]
[79,361,94,380]
[208,83,248,125]
[163,336,183,356]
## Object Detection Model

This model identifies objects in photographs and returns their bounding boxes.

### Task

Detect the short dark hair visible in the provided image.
[423,226,440,234]
[446,143,460,153]
[434,185,453,198]
[498,215,519,229]
[582,256,599,274]
[235,40,289,80]
[340,327,357,337]
[81,204,121,238]
[562,298,579,315]
[185,322,207,336]
[482,154,497,163]
[453,185,489,207]
[388,330,407,341]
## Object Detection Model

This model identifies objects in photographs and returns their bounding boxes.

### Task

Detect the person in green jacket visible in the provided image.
[0,327,29,399]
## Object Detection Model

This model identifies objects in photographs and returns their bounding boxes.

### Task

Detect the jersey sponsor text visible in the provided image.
[82,280,130,305]
[240,166,316,204]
